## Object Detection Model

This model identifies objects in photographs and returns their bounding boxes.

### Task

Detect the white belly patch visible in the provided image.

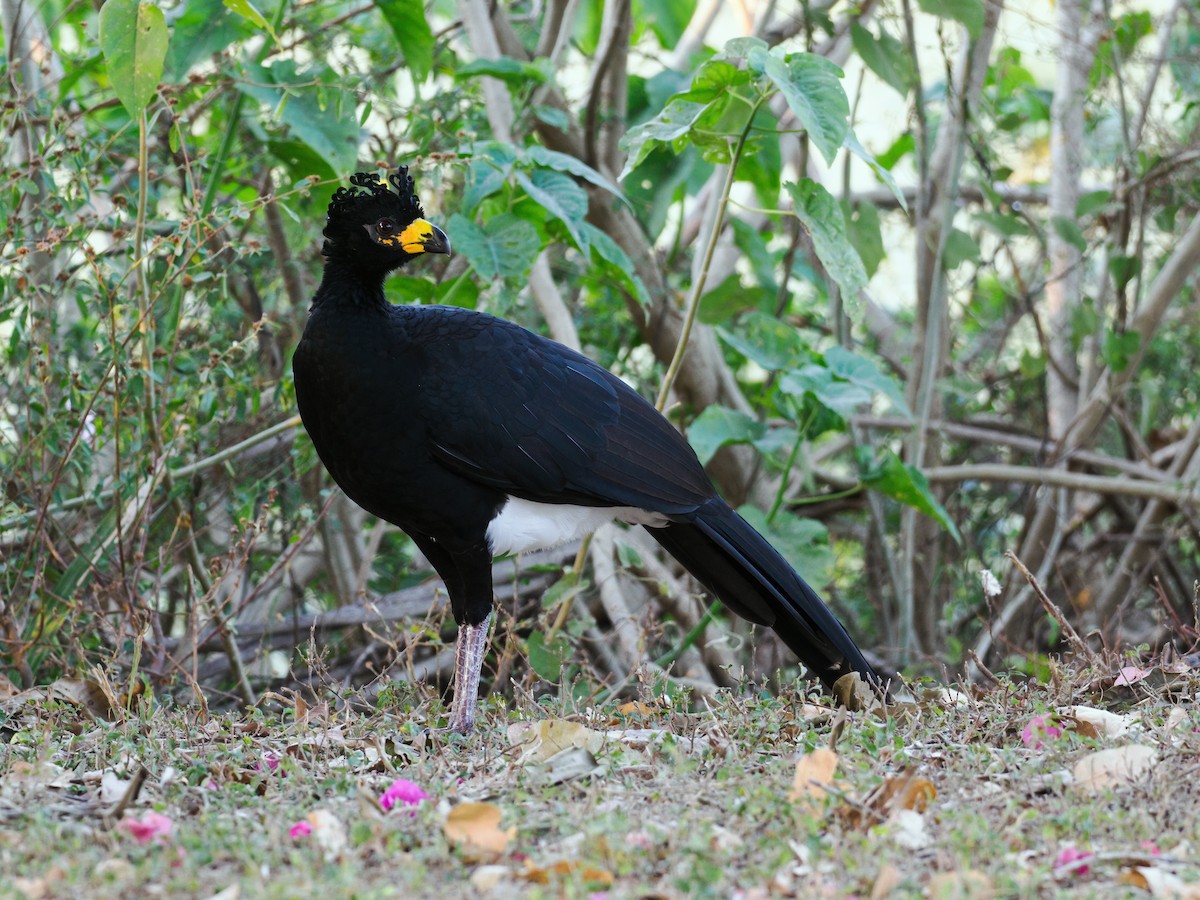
[486,496,669,556]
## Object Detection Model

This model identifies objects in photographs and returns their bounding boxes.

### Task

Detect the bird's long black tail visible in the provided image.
[648,499,879,692]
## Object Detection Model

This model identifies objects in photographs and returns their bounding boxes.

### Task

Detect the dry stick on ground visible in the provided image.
[1004,550,1100,667]
[966,649,1001,686]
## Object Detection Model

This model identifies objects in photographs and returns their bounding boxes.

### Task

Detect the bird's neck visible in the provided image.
[312,259,390,309]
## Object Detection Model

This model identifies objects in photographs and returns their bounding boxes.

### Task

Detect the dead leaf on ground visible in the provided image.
[2,678,116,723]
[1063,705,1133,739]
[833,672,877,711]
[11,865,65,900]
[789,747,839,813]
[444,802,515,859]
[469,865,511,891]
[840,768,937,830]
[0,673,19,699]
[889,809,932,850]
[1072,744,1158,793]
[537,746,603,784]
[521,858,614,885]
[870,862,903,899]
[508,719,604,763]
[1127,865,1200,899]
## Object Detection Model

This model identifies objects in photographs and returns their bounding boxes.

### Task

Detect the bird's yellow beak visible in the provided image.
[398,219,451,256]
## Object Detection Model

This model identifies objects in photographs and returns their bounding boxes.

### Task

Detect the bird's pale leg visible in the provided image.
[448,611,493,733]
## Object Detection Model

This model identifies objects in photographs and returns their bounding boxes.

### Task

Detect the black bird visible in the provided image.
[293,167,880,733]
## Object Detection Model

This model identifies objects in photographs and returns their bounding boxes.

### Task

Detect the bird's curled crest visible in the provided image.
[324,166,425,252]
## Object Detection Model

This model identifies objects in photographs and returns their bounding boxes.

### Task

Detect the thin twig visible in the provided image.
[1004,550,1098,665]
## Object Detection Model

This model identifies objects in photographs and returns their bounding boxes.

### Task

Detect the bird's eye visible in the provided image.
[376,218,396,236]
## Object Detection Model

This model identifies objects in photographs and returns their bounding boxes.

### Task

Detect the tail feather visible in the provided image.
[649,499,878,691]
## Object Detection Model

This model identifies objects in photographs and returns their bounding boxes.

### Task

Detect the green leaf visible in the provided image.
[860,450,962,542]
[377,0,435,80]
[637,0,693,48]
[463,158,509,213]
[785,180,869,306]
[1108,253,1140,293]
[845,201,885,278]
[916,0,985,39]
[719,36,770,71]
[844,130,906,210]
[761,52,849,166]
[447,213,541,280]
[716,312,809,371]
[164,0,249,81]
[223,0,280,45]
[942,227,980,269]
[1102,330,1140,372]
[456,57,549,85]
[581,223,650,306]
[699,274,773,324]
[778,365,870,419]
[824,345,912,417]
[850,22,914,96]
[975,209,1030,239]
[527,631,567,682]
[1076,189,1112,218]
[877,131,915,170]
[687,405,766,465]
[99,0,169,117]
[619,96,714,179]
[515,169,589,253]
[1051,215,1087,253]
[237,61,361,175]
[525,146,625,200]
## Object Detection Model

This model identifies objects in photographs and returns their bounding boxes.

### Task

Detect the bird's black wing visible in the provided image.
[409,306,713,515]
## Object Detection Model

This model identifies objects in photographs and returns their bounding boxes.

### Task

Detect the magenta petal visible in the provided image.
[289,820,313,838]
[379,778,430,811]
[118,811,174,845]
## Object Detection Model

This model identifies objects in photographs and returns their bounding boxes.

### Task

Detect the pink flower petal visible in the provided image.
[1021,714,1064,749]
[289,820,313,838]
[118,811,174,845]
[1113,666,1152,687]
[378,778,429,812]
[1054,846,1093,876]
[258,752,282,772]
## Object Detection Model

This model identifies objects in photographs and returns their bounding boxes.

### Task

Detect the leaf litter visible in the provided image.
[2,654,1200,897]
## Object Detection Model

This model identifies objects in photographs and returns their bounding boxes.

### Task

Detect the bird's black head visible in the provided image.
[322,166,451,276]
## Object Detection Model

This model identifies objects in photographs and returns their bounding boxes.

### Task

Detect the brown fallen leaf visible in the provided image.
[833,671,877,710]
[1130,865,1200,899]
[521,858,614,885]
[0,673,20,699]
[840,768,937,830]
[1065,705,1133,739]
[870,862,903,900]
[444,802,515,859]
[789,747,839,813]
[1072,744,1158,793]
[508,719,605,763]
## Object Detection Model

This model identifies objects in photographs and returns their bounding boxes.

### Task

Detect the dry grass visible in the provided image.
[1,657,1198,899]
